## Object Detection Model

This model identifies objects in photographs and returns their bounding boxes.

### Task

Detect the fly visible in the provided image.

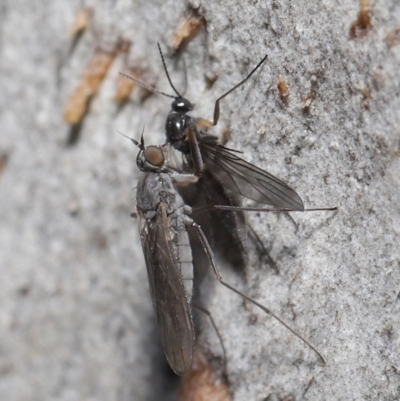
[120,46,315,272]
[130,135,327,376]
[135,140,198,375]
[120,45,304,212]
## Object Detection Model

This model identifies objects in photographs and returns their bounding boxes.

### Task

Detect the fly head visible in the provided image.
[136,145,166,172]
[172,97,194,113]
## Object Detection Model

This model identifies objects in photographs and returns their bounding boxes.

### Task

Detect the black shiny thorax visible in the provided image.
[165,97,195,149]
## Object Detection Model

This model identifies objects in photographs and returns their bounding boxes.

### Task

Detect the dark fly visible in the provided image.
[153,45,337,269]
[120,46,306,269]
[121,45,304,209]
[158,45,304,211]
[131,137,326,376]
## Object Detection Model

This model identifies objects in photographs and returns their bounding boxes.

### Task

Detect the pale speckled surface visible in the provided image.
[0,0,399,400]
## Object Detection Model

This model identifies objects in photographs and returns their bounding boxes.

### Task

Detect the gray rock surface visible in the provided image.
[0,0,399,400]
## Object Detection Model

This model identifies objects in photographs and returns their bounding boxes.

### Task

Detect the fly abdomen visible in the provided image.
[174,222,194,301]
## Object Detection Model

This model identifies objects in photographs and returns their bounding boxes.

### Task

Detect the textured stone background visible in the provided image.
[0,0,399,400]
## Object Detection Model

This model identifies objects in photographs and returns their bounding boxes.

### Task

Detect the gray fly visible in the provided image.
[131,137,326,376]
[135,143,198,375]
[137,172,196,375]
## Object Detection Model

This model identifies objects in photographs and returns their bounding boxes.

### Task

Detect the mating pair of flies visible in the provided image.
[124,45,336,376]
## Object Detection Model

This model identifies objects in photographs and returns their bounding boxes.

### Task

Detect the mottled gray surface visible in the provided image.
[0,0,399,400]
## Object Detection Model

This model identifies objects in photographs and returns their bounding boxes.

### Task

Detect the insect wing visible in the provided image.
[139,203,195,375]
[178,169,248,272]
[199,139,304,211]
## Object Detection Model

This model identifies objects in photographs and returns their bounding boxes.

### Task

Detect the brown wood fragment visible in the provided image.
[301,91,316,114]
[114,67,138,104]
[386,26,400,46]
[63,47,118,124]
[68,8,92,39]
[178,348,231,401]
[114,66,154,104]
[350,0,372,38]
[359,86,371,110]
[171,6,205,50]
[277,75,289,104]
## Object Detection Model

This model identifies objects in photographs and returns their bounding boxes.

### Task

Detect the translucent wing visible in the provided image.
[199,138,304,211]
[139,203,195,375]
[178,169,248,271]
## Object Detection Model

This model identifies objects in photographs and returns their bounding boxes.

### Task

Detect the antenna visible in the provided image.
[157,42,182,98]
[119,44,183,100]
[118,126,146,150]
[118,72,176,99]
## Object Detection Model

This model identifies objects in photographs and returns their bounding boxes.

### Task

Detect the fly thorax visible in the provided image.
[165,113,191,154]
[166,113,185,141]
[159,174,185,214]
[136,173,163,218]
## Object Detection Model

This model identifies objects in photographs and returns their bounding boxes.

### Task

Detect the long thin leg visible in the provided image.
[190,222,326,364]
[212,54,268,126]
[194,204,338,213]
[187,124,204,174]
[192,303,227,372]
[247,224,279,273]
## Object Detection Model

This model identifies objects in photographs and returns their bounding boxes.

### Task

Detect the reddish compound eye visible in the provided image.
[144,146,164,167]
